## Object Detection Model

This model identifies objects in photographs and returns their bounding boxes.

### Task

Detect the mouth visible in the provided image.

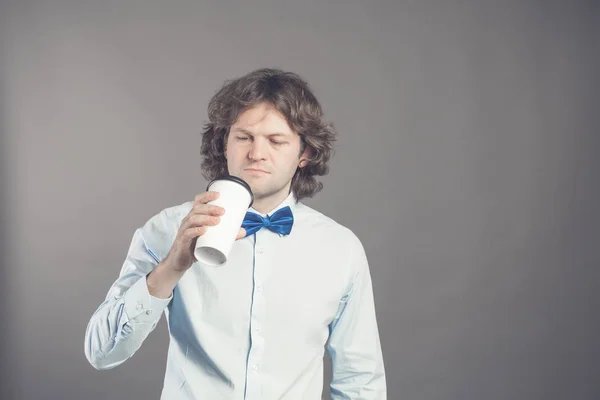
[244,168,270,174]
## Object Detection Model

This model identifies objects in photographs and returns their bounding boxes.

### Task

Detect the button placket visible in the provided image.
[245,233,266,396]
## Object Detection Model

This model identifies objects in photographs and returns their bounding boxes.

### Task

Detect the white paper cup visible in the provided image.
[194,175,254,266]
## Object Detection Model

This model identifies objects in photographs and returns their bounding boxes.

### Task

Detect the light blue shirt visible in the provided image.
[85,192,386,399]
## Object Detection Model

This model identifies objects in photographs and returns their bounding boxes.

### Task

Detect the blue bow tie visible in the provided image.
[241,206,294,237]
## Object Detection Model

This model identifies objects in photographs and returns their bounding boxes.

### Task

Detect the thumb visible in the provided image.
[235,227,247,241]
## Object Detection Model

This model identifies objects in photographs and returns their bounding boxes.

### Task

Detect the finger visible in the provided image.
[184,225,208,239]
[189,203,225,217]
[235,227,246,240]
[193,191,219,206]
[184,214,221,230]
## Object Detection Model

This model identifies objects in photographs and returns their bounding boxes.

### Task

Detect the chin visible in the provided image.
[249,184,274,197]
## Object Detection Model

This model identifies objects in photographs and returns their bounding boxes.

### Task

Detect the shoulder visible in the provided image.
[293,202,369,282]
[161,200,194,223]
[142,200,192,230]
[294,202,364,251]
[138,200,193,261]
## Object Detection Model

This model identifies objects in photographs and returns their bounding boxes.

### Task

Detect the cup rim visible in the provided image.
[206,175,254,208]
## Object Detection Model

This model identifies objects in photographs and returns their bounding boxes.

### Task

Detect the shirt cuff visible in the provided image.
[123,274,172,323]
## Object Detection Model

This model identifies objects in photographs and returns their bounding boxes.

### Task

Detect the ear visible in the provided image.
[299,147,312,168]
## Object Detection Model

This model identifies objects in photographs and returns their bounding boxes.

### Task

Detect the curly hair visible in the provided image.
[200,68,337,200]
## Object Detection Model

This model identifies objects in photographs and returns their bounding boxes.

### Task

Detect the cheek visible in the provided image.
[225,142,241,163]
[279,153,301,175]
[225,136,234,155]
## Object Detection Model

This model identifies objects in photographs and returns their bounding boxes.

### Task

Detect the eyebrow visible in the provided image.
[232,128,290,138]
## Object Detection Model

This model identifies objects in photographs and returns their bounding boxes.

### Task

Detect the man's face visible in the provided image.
[225,102,309,202]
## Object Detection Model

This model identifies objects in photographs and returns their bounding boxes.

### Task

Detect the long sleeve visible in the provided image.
[327,243,387,399]
[84,223,173,370]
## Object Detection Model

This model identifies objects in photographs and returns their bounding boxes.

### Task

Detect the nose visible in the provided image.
[248,138,267,161]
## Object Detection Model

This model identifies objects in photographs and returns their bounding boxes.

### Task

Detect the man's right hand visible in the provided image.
[147,191,247,299]
[164,191,247,273]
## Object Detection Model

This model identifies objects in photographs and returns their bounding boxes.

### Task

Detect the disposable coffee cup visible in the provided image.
[194,175,254,266]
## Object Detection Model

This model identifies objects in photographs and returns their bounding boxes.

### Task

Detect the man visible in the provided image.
[85,68,386,399]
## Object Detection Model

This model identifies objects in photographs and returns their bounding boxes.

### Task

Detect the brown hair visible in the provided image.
[200,68,337,200]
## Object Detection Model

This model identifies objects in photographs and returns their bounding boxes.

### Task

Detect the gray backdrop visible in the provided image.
[1,1,599,399]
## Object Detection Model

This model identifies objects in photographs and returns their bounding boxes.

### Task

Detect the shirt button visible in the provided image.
[256,285,263,292]
[255,324,261,331]
[258,248,264,254]
[146,310,153,315]
[252,364,258,371]
[136,303,143,310]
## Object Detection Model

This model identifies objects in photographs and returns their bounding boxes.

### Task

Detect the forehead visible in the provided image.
[232,103,296,136]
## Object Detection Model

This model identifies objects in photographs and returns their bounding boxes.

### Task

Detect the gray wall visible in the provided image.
[1,1,599,399]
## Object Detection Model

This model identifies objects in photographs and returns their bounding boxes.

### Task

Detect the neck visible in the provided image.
[252,188,292,215]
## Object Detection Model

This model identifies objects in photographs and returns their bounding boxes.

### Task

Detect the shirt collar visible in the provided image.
[248,191,298,217]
